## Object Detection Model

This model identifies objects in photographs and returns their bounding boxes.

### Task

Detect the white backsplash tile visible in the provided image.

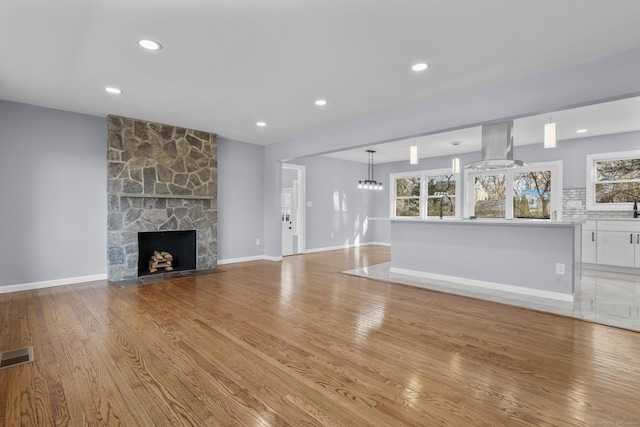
[563,188,635,220]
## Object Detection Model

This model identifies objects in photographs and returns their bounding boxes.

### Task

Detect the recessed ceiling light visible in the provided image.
[256,121,267,127]
[138,39,162,51]
[576,129,588,133]
[411,62,429,72]
[105,87,122,94]
[315,99,328,106]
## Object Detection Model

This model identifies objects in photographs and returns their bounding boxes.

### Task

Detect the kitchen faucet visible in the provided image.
[437,192,453,219]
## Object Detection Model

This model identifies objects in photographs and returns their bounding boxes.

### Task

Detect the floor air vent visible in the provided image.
[0,346,34,369]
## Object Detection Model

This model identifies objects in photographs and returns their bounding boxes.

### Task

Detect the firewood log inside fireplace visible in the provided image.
[148,251,174,273]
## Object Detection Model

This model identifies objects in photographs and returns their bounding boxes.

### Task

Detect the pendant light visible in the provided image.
[409,141,419,165]
[544,114,557,148]
[358,150,383,190]
[451,141,461,174]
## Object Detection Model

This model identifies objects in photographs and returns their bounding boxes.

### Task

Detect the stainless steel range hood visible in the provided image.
[464,121,527,170]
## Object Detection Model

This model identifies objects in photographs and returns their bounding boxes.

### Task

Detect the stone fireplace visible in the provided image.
[106,115,217,281]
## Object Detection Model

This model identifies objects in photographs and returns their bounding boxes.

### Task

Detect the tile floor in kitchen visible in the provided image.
[344,263,640,332]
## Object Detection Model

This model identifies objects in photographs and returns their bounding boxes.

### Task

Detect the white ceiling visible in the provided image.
[324,95,640,164]
[2,1,640,146]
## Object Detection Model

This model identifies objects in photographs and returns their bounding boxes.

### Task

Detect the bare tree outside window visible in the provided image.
[427,175,456,217]
[474,174,506,218]
[513,171,552,219]
[469,163,559,219]
[392,171,458,219]
[595,158,640,203]
[395,177,421,217]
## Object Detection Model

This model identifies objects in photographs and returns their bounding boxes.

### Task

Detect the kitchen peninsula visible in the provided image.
[390,218,581,302]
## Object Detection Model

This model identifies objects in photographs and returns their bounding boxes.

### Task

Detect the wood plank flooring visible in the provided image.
[1,246,640,426]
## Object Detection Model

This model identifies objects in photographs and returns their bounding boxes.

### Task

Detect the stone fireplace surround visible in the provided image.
[106,115,217,282]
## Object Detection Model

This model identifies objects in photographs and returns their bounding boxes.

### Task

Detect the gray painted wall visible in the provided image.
[217,138,265,261]
[290,156,374,250]
[0,102,268,286]
[0,105,637,286]
[282,167,297,188]
[3,45,640,286]
[0,100,107,287]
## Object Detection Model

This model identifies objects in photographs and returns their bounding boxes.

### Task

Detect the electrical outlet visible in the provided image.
[331,232,334,238]
[256,238,260,245]
[556,263,565,275]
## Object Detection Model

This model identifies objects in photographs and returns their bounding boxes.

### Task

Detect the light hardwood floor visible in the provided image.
[1,246,639,426]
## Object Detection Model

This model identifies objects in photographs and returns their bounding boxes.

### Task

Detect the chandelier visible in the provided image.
[358,149,383,190]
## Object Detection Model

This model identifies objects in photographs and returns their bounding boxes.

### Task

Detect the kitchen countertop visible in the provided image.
[390,217,583,227]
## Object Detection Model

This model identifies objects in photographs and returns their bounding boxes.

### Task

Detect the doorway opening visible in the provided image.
[282,163,306,256]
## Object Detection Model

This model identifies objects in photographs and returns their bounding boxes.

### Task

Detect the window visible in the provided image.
[391,169,459,219]
[394,176,421,217]
[587,150,640,210]
[472,173,506,218]
[513,170,552,219]
[466,161,561,220]
[426,174,456,218]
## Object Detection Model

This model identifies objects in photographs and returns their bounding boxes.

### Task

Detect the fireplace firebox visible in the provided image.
[137,230,196,276]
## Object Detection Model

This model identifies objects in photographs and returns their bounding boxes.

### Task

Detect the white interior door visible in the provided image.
[282,163,306,256]
[282,188,293,256]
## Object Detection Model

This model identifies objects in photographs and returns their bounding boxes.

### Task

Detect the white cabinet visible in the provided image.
[581,221,597,264]
[597,230,635,267]
[596,221,640,268]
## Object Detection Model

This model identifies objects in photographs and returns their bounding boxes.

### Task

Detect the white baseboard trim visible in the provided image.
[218,255,283,264]
[304,244,351,254]
[304,241,388,254]
[0,274,108,294]
[218,255,267,265]
[389,267,574,302]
